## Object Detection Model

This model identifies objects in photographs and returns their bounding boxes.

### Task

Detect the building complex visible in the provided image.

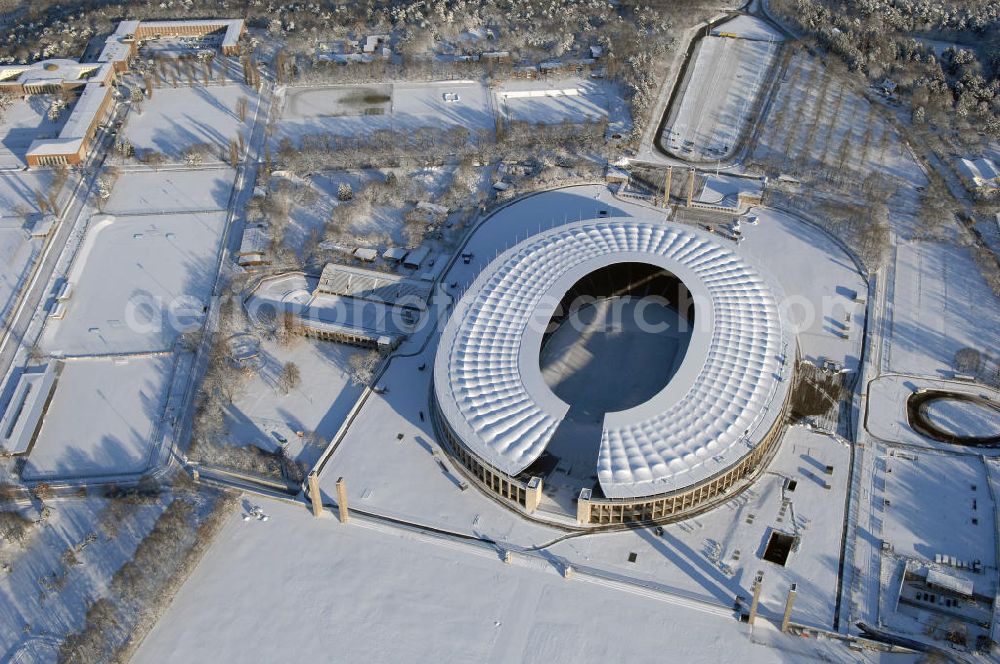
[0,18,245,166]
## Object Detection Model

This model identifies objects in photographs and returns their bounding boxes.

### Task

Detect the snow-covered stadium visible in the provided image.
[432,219,795,527]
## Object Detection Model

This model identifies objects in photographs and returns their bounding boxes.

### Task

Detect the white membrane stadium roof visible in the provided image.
[433,219,791,499]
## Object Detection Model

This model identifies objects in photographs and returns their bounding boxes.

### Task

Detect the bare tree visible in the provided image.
[278,362,301,393]
[130,86,145,114]
[0,91,14,123]
[348,349,380,386]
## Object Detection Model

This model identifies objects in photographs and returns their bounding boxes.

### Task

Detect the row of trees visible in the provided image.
[58,488,237,664]
[770,0,1000,139]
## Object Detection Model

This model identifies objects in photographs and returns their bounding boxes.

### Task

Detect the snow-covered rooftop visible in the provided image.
[0,363,59,455]
[316,262,431,309]
[139,19,245,51]
[434,219,791,499]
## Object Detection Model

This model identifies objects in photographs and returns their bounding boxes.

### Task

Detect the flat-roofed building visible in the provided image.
[0,363,60,457]
[134,19,246,55]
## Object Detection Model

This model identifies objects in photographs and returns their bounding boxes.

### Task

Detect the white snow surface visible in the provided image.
[130,499,901,664]
[123,84,256,161]
[888,240,1000,377]
[434,219,790,499]
[102,167,235,214]
[21,356,172,479]
[39,210,227,355]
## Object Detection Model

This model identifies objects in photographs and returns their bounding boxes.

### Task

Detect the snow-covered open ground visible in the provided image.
[22,355,173,480]
[102,167,235,215]
[879,450,994,570]
[122,84,256,161]
[221,336,365,468]
[887,240,1000,377]
[663,20,783,161]
[275,80,493,144]
[39,210,227,355]
[131,497,895,664]
[923,398,1000,438]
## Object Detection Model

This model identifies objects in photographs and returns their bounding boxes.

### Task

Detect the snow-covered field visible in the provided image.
[923,398,1000,438]
[39,210,227,355]
[498,79,608,125]
[275,80,493,144]
[122,84,256,161]
[102,167,235,214]
[879,451,994,571]
[0,170,59,220]
[663,21,783,161]
[21,355,173,480]
[887,240,1000,377]
[131,497,877,664]
[221,336,364,468]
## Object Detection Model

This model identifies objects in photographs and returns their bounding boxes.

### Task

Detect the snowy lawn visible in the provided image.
[221,336,364,468]
[888,240,1000,377]
[130,498,864,664]
[122,84,257,162]
[879,451,995,571]
[275,80,493,144]
[39,210,226,355]
[102,167,235,215]
[22,355,173,480]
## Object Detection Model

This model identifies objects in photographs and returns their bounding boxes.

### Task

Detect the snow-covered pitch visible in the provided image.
[433,219,792,500]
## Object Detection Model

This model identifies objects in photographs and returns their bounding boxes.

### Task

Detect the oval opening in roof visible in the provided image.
[539,261,695,416]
